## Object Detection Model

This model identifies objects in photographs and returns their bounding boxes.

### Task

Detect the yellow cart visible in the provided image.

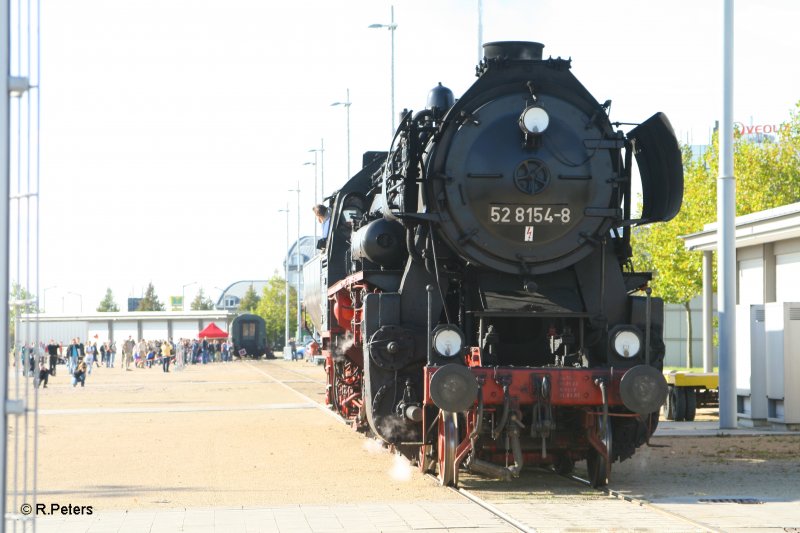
[662,371,719,421]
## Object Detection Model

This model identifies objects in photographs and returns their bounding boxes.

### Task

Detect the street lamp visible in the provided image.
[303,160,318,243]
[288,182,303,346]
[42,285,56,313]
[182,282,197,312]
[278,205,290,352]
[331,89,352,178]
[67,291,83,313]
[308,144,326,204]
[214,286,226,309]
[369,6,398,136]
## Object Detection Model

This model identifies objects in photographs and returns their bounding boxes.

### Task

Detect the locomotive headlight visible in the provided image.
[432,325,464,358]
[611,327,643,359]
[519,105,550,134]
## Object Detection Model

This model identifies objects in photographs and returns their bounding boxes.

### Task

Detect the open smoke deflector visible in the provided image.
[627,112,684,223]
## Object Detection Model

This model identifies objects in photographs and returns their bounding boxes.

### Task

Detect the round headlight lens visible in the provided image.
[432,326,464,358]
[613,330,641,358]
[519,106,550,134]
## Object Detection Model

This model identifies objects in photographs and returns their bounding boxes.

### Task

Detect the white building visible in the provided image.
[18,310,235,346]
[683,202,800,429]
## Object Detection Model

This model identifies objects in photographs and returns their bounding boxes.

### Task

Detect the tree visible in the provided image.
[633,103,800,367]
[9,282,38,345]
[238,284,261,313]
[190,288,215,310]
[254,272,298,349]
[96,288,120,312]
[136,282,165,311]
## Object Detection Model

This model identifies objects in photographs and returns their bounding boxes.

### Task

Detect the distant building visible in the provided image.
[215,280,269,311]
[683,201,800,429]
[19,310,235,345]
[214,237,315,312]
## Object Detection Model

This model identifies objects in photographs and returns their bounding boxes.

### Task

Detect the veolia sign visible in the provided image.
[734,122,790,135]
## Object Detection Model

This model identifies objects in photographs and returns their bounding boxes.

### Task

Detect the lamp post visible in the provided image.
[214,286,226,309]
[278,205,290,351]
[288,182,302,345]
[477,0,483,64]
[303,160,318,243]
[308,143,325,203]
[369,6,398,136]
[182,282,197,312]
[331,89,352,178]
[42,285,56,313]
[67,291,82,313]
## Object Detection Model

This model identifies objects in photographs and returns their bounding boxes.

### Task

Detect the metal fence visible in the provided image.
[3,0,41,530]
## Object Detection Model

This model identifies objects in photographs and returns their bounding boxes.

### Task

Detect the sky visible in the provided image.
[27,0,800,313]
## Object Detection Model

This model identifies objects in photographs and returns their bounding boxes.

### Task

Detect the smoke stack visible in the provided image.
[482,41,544,61]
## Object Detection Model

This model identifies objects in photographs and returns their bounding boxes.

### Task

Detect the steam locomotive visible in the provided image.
[303,41,683,487]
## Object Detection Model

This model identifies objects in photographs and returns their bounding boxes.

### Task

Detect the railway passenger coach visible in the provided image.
[231,314,271,359]
[304,41,683,487]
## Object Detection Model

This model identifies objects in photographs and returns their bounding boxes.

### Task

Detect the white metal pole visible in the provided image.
[702,251,714,373]
[390,5,395,135]
[477,0,483,64]
[295,181,302,343]
[281,206,289,350]
[0,0,11,524]
[717,0,736,429]
[319,138,325,201]
[346,88,351,177]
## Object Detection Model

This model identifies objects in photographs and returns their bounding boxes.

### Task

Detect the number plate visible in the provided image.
[489,204,572,225]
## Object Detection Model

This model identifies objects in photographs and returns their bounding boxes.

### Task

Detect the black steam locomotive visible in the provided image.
[303,41,682,487]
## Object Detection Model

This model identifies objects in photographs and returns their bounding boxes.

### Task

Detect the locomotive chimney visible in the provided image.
[483,41,544,61]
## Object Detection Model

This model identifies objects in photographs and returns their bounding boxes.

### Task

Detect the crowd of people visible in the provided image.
[17,336,238,389]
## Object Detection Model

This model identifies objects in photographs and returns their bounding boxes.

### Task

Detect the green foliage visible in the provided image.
[633,104,800,367]
[190,288,215,310]
[633,103,800,303]
[136,282,165,311]
[254,272,298,349]
[96,288,120,312]
[238,284,261,313]
[9,282,38,345]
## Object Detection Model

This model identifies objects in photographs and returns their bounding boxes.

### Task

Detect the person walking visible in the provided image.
[46,339,59,376]
[161,340,172,372]
[174,339,184,370]
[109,340,116,368]
[121,336,134,371]
[66,338,81,375]
[84,342,96,375]
[289,338,297,361]
[137,339,148,368]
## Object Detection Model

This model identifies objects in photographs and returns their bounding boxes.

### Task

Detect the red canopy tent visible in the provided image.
[198,322,228,339]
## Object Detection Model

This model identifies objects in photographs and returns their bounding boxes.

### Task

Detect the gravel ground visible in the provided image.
[27,359,459,511]
[19,359,800,513]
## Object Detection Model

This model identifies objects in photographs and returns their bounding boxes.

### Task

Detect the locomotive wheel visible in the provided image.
[663,385,676,420]
[437,411,458,487]
[684,388,697,422]
[418,445,435,474]
[671,387,687,422]
[553,455,575,475]
[587,416,612,488]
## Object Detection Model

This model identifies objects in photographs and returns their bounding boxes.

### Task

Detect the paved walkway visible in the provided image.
[17,360,800,532]
[36,502,511,533]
